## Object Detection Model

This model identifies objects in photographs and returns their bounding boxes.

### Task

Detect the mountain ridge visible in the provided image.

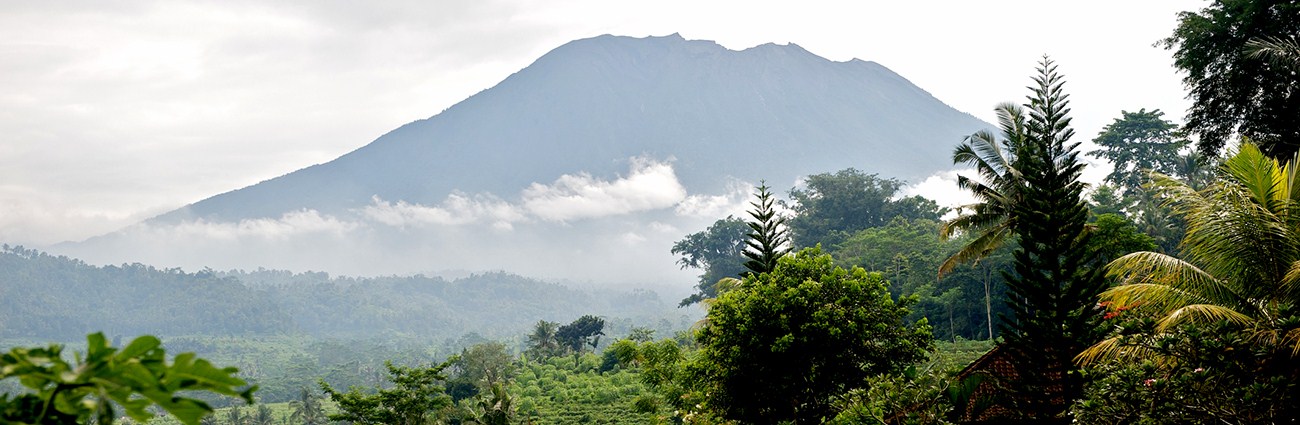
[61,33,992,282]
[150,33,985,224]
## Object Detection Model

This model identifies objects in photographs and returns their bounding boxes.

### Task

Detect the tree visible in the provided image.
[694,247,933,424]
[1163,0,1300,158]
[249,405,275,425]
[997,57,1106,421]
[447,342,515,402]
[1087,109,1190,197]
[320,360,455,425]
[463,383,515,425]
[224,405,246,425]
[787,168,943,248]
[555,315,605,356]
[742,181,790,276]
[0,332,255,425]
[288,387,327,425]
[1079,143,1300,364]
[939,102,1028,276]
[524,320,562,359]
[671,216,749,306]
[1086,213,1158,265]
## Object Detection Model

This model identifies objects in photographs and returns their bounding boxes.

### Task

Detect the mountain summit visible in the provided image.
[63,34,990,283]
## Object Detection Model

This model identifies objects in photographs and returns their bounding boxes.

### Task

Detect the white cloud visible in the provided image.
[522,157,687,221]
[674,179,753,218]
[141,209,357,241]
[361,193,525,229]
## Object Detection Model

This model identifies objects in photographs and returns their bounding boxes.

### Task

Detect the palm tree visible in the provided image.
[939,102,1029,340]
[224,405,246,425]
[938,102,1029,275]
[525,320,561,359]
[249,405,275,425]
[1078,142,1300,364]
[1247,35,1300,71]
[289,387,327,425]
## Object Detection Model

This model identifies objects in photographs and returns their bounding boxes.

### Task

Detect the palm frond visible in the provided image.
[1245,36,1300,70]
[1154,304,1253,332]
[1106,252,1245,310]
[1282,260,1300,303]
[938,224,1011,277]
[1075,336,1157,366]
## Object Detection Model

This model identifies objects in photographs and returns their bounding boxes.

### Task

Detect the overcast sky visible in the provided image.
[0,0,1204,246]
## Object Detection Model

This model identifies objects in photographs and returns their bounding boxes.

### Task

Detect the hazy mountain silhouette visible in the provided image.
[152,33,986,222]
[61,34,990,283]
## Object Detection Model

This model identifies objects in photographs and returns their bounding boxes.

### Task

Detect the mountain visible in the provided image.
[58,34,991,284]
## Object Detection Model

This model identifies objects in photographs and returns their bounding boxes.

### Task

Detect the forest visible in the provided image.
[4,0,1300,423]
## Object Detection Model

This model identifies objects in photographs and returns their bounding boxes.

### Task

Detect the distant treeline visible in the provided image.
[0,245,694,343]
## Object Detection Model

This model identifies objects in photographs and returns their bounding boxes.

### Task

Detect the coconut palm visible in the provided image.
[524,320,561,359]
[938,102,1030,276]
[1078,142,1300,364]
[289,387,327,425]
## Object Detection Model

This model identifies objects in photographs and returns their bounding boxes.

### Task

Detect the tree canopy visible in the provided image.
[694,247,933,424]
[997,57,1106,421]
[788,168,943,248]
[741,181,791,276]
[671,216,749,306]
[1087,108,1190,196]
[1164,0,1300,158]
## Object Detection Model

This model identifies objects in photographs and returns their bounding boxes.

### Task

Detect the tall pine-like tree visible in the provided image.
[743,181,791,276]
[999,58,1106,422]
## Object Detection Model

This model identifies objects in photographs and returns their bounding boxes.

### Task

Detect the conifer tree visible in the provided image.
[742,181,790,276]
[999,58,1106,421]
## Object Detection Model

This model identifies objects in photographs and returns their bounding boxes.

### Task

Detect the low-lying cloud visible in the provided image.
[522,157,687,222]
[362,193,524,230]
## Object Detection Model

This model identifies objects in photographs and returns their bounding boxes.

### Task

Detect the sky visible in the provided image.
[0,0,1204,247]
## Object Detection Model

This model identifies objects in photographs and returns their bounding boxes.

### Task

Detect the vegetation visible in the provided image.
[787,168,944,248]
[320,360,455,425]
[11,1,1300,422]
[996,57,1106,422]
[694,248,933,423]
[0,333,254,425]
[1164,0,1300,158]
[671,217,749,306]
[741,181,791,276]
[940,102,1027,276]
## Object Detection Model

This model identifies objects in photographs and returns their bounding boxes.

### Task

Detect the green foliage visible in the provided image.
[463,382,515,425]
[1164,0,1300,158]
[1087,109,1190,196]
[511,355,654,424]
[788,168,944,248]
[287,387,327,425]
[834,218,1011,341]
[1087,213,1158,264]
[1074,322,1299,424]
[940,102,1027,276]
[830,365,956,425]
[448,342,516,402]
[998,57,1106,420]
[525,320,564,360]
[1082,143,1300,363]
[555,316,605,356]
[319,359,454,425]
[0,332,255,425]
[671,216,750,306]
[742,181,791,276]
[695,247,934,423]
